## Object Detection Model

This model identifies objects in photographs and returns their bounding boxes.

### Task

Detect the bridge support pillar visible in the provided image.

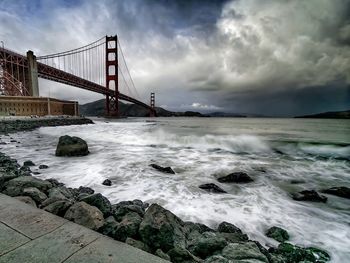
[105,35,119,117]
[150,92,155,117]
[27,50,39,97]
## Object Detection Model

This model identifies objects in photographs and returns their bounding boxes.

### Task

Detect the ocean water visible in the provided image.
[1,117,350,262]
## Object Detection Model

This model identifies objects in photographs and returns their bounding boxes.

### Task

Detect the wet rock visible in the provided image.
[222,242,269,262]
[217,221,242,234]
[266,226,289,243]
[114,212,142,242]
[55,135,89,157]
[39,164,49,169]
[80,193,112,217]
[23,160,35,167]
[290,179,306,184]
[14,196,37,207]
[189,235,227,259]
[150,164,175,174]
[0,171,18,187]
[217,172,253,183]
[322,186,350,199]
[125,238,152,253]
[78,186,94,194]
[203,255,230,263]
[3,176,52,196]
[270,242,316,262]
[98,216,119,237]
[19,166,32,176]
[113,202,145,221]
[167,246,202,263]
[102,179,112,186]
[43,200,73,216]
[32,172,41,175]
[22,187,48,204]
[217,232,249,243]
[139,203,186,252]
[46,178,64,187]
[64,201,104,230]
[305,247,331,262]
[292,190,327,203]
[199,183,227,193]
[48,186,74,200]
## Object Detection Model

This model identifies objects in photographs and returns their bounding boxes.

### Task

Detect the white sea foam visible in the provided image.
[1,118,349,262]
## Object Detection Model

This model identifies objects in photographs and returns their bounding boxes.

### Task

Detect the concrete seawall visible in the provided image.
[0,193,168,262]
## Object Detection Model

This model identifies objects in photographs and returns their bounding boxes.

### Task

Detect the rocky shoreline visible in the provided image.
[0,120,336,263]
[0,116,93,135]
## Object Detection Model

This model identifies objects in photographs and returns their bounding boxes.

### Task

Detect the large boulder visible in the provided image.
[203,255,230,263]
[265,226,289,243]
[139,203,186,252]
[270,242,316,262]
[98,216,119,237]
[217,221,242,234]
[55,135,89,157]
[43,200,73,216]
[114,212,142,242]
[199,183,227,193]
[292,190,327,203]
[113,203,145,221]
[217,172,254,183]
[22,187,48,204]
[167,246,202,263]
[64,201,104,230]
[189,234,227,259]
[80,193,112,217]
[2,176,52,196]
[321,186,350,199]
[222,242,269,262]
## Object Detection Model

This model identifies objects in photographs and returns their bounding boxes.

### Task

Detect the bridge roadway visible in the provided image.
[1,47,153,112]
[0,193,168,263]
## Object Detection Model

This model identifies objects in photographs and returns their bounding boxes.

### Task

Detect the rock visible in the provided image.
[48,186,74,200]
[217,172,253,183]
[19,166,32,176]
[39,164,49,169]
[23,160,35,167]
[32,172,41,175]
[292,190,327,203]
[271,242,316,262]
[113,204,145,221]
[64,201,104,230]
[217,221,243,234]
[43,200,73,216]
[14,196,37,207]
[322,186,350,199]
[0,171,18,187]
[155,249,171,261]
[22,187,48,204]
[190,235,227,259]
[80,193,112,217]
[199,183,227,193]
[150,164,175,174]
[102,179,112,186]
[217,232,249,243]
[98,216,119,237]
[222,242,269,262]
[78,186,94,194]
[167,246,202,263]
[139,203,186,252]
[203,255,230,263]
[114,212,142,242]
[305,247,330,262]
[46,178,64,187]
[266,226,289,243]
[125,238,152,253]
[3,176,52,196]
[55,135,89,157]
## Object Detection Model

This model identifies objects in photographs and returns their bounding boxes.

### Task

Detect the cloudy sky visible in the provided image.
[1,0,349,116]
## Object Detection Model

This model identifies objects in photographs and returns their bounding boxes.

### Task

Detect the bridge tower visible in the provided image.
[105,35,119,117]
[150,92,155,117]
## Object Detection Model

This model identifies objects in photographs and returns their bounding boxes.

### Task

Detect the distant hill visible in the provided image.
[208,112,246,117]
[79,99,206,117]
[295,110,350,119]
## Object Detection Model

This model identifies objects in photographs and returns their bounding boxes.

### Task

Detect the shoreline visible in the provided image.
[0,119,332,263]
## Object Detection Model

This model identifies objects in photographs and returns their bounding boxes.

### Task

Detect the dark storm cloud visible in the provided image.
[0,0,349,115]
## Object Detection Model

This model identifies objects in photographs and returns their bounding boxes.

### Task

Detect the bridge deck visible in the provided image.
[0,193,168,263]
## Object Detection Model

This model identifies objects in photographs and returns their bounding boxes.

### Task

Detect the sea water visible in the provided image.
[1,117,349,262]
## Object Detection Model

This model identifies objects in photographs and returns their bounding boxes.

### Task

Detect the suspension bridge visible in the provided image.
[0,35,156,117]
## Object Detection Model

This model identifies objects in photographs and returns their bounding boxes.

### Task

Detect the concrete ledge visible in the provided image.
[0,194,169,263]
